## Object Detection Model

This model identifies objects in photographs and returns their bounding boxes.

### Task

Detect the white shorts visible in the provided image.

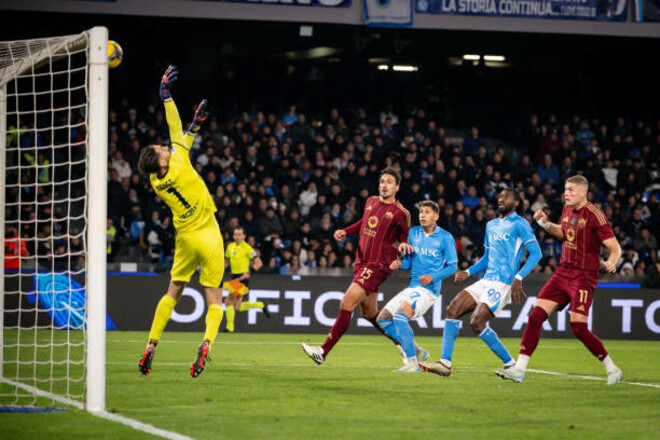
[464,279,512,316]
[383,287,437,320]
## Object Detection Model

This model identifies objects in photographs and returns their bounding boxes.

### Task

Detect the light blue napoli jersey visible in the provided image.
[475,212,538,285]
[401,225,458,296]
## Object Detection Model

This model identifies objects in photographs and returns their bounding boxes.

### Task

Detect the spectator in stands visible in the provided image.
[536,154,560,186]
[462,125,486,157]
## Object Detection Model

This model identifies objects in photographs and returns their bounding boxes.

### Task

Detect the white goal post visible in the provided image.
[0,26,108,412]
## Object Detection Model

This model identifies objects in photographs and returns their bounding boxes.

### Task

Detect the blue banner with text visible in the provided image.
[416,0,628,21]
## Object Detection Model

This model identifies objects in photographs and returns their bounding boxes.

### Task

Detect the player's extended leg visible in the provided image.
[140,280,185,375]
[496,298,558,383]
[238,296,270,318]
[570,312,622,385]
[420,290,475,377]
[223,293,238,333]
[191,286,224,378]
[389,303,421,373]
[301,282,367,364]
[470,304,515,368]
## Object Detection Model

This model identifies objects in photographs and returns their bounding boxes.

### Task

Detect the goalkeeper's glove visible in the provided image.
[188,99,208,134]
[159,65,178,101]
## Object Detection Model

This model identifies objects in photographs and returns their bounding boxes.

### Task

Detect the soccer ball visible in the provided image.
[107,40,123,69]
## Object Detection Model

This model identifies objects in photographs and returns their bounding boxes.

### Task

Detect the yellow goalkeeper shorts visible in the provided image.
[170,215,224,287]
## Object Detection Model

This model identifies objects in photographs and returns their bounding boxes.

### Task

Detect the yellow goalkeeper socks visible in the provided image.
[148,295,177,343]
[240,301,264,312]
[204,304,224,347]
[225,305,236,332]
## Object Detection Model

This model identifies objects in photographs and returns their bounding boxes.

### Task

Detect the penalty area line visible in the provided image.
[0,377,196,440]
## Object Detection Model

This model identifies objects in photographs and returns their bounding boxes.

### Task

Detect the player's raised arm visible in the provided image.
[397,207,414,255]
[534,209,563,240]
[338,218,363,240]
[159,65,187,151]
[184,99,208,150]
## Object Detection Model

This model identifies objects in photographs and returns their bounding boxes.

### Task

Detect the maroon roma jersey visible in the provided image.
[343,196,411,268]
[559,202,615,274]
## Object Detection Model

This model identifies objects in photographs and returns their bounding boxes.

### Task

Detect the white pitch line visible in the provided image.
[106,362,660,388]
[526,369,660,389]
[0,377,195,440]
[114,339,660,352]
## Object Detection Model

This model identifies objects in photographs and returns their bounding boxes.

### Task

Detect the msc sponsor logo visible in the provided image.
[414,246,440,257]
[489,232,511,242]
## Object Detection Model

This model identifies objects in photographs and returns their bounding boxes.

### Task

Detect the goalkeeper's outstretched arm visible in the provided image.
[160,65,187,150]
[184,99,208,149]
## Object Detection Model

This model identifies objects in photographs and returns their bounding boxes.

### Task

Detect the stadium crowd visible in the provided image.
[4,99,660,286]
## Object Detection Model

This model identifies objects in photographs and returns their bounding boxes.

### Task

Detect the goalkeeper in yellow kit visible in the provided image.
[138,65,224,378]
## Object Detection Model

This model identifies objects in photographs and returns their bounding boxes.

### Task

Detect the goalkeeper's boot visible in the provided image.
[607,367,623,386]
[495,366,525,383]
[262,304,271,319]
[301,343,325,365]
[139,342,156,375]
[191,340,211,378]
[419,360,452,377]
[415,343,430,363]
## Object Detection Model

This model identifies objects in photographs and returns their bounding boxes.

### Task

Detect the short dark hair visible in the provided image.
[379,166,401,185]
[233,226,245,234]
[419,200,440,214]
[138,145,161,175]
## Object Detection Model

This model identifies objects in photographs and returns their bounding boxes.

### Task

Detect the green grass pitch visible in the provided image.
[1,331,659,439]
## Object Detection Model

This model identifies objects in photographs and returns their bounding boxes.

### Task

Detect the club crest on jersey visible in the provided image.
[367,216,379,228]
[566,227,575,241]
[578,219,587,229]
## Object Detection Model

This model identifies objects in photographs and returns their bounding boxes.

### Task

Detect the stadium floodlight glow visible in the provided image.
[392,65,418,72]
[462,54,481,61]
[377,64,389,71]
[484,55,506,61]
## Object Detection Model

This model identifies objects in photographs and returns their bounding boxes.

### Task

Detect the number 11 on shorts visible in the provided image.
[578,289,589,303]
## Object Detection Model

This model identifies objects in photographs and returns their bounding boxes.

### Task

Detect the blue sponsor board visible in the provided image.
[416,0,628,21]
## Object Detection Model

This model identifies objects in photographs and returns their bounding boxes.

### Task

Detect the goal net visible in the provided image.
[0,27,108,412]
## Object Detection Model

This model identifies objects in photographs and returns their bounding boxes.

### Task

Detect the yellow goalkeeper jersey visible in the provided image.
[149,99,216,233]
[226,241,257,274]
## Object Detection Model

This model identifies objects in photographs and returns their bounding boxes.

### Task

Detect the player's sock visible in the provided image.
[320,309,352,357]
[376,318,401,345]
[392,312,416,358]
[570,321,608,361]
[602,355,618,374]
[515,354,530,371]
[225,306,236,332]
[478,326,514,365]
[239,301,264,311]
[147,295,177,343]
[519,306,548,358]
[203,304,224,348]
[367,311,400,346]
[440,318,461,365]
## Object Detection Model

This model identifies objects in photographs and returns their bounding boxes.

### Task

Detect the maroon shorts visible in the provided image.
[352,263,390,295]
[537,267,598,317]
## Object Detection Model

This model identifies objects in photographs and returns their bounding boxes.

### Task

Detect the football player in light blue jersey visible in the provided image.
[377,201,458,372]
[420,189,542,377]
